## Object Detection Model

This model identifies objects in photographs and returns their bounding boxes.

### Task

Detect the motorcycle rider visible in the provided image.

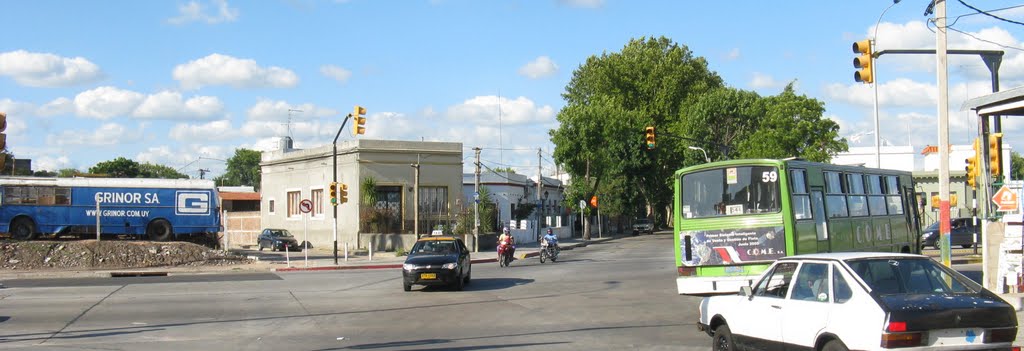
[541,228,559,250]
[498,227,515,258]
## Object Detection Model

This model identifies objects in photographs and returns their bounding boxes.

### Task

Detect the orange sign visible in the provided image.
[992,186,1019,212]
[590,195,598,208]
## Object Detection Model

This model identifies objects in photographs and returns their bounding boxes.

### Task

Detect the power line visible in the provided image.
[946,4,1024,27]
[955,0,1024,26]
[925,19,1024,51]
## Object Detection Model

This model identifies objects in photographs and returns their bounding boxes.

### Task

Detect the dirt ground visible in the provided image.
[0,240,250,270]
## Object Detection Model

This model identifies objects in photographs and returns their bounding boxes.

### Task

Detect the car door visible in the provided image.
[457,239,469,277]
[258,230,268,247]
[730,261,797,350]
[781,262,832,349]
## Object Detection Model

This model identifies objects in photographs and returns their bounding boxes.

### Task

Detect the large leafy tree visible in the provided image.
[89,157,190,179]
[551,36,724,237]
[139,163,189,179]
[1012,151,1023,181]
[739,83,847,161]
[215,148,262,190]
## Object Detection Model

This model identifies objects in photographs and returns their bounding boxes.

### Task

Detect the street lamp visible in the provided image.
[870,0,902,168]
[688,146,710,163]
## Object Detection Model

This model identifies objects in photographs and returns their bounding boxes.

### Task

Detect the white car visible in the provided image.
[698,252,1017,351]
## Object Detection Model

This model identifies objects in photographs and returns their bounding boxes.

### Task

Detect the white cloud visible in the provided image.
[320,64,352,83]
[47,123,142,146]
[73,86,146,119]
[167,0,239,25]
[134,91,224,119]
[362,112,418,140]
[726,48,740,61]
[557,0,604,8]
[0,50,102,87]
[173,54,299,89]
[32,155,74,172]
[446,95,555,125]
[0,98,36,117]
[246,99,337,121]
[823,79,936,108]
[518,56,559,79]
[750,72,781,89]
[169,119,234,141]
[38,97,74,117]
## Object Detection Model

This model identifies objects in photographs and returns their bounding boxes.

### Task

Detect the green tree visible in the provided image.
[739,83,847,161]
[551,36,724,237]
[1011,151,1024,181]
[32,170,57,177]
[492,167,516,174]
[139,163,189,179]
[57,168,83,177]
[215,149,261,190]
[89,157,142,177]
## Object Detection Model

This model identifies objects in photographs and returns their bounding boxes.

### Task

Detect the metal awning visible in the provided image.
[961,85,1024,116]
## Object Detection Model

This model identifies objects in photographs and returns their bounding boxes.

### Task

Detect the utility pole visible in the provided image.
[537,148,542,242]
[935,0,952,267]
[198,168,209,179]
[412,154,420,239]
[584,158,591,241]
[474,147,481,252]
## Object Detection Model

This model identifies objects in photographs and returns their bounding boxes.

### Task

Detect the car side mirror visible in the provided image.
[739,286,752,297]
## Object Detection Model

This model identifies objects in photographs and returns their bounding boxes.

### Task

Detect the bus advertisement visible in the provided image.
[0,177,221,241]
[674,159,921,295]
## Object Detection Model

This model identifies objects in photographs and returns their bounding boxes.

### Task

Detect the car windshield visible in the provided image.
[411,241,457,255]
[924,221,940,232]
[636,219,650,224]
[269,230,293,237]
[846,257,980,296]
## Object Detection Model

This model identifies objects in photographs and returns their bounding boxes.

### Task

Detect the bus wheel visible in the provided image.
[147,219,173,241]
[10,217,37,240]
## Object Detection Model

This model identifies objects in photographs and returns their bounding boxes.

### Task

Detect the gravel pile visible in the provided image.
[0,240,250,270]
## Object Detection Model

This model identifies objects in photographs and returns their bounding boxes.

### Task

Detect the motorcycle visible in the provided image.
[539,239,559,263]
[497,240,515,267]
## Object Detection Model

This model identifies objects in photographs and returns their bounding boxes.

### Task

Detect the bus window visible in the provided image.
[790,169,812,220]
[846,173,868,217]
[681,166,781,218]
[886,176,904,214]
[824,172,848,218]
[866,175,887,216]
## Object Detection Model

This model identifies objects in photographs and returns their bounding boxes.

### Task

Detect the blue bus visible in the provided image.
[0,177,220,241]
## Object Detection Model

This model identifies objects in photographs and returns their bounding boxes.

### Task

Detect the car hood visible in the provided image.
[881,293,1016,330]
[404,254,458,266]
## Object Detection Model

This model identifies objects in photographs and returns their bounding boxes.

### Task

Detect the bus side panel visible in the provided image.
[889,215,910,252]
[71,187,218,236]
[828,218,855,252]
[793,220,818,254]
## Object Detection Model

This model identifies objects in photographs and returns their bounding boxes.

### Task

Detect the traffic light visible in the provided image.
[644,126,656,150]
[352,105,366,136]
[339,183,348,204]
[329,182,338,205]
[852,39,873,84]
[989,133,1002,177]
[965,138,980,189]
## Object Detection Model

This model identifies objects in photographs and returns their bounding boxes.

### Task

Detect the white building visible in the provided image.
[462,171,568,242]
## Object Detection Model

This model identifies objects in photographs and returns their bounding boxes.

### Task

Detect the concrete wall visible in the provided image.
[222,211,261,249]
[260,139,463,250]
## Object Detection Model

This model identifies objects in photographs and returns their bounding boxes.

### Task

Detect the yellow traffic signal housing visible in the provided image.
[965,138,981,189]
[989,133,1002,177]
[339,183,349,204]
[352,105,366,136]
[329,182,338,205]
[644,126,656,149]
[930,194,959,208]
[0,111,7,150]
[852,39,873,84]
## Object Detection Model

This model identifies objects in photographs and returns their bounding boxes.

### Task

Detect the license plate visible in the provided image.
[929,328,982,345]
[420,273,436,280]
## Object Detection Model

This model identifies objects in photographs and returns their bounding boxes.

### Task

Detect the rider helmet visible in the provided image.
[546,228,553,234]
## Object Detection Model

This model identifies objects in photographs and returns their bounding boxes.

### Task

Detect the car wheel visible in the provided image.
[962,244,973,249]
[146,219,173,241]
[403,283,411,292]
[822,339,849,351]
[258,241,264,251]
[712,324,735,351]
[464,266,471,285]
[10,217,37,240]
[454,271,465,291]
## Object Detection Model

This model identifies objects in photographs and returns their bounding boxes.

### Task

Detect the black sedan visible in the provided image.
[921,218,980,249]
[257,228,302,252]
[402,236,471,291]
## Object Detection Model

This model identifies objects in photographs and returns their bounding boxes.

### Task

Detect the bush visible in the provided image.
[394,246,407,257]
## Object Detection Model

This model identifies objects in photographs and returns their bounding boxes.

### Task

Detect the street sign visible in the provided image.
[992,186,1019,212]
[299,199,313,213]
[579,200,586,210]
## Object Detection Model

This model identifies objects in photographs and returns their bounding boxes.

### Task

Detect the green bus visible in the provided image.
[673,158,922,295]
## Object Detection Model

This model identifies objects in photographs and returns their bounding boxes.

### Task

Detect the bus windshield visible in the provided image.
[682,166,781,219]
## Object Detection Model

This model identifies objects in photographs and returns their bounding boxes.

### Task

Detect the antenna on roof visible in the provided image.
[286,109,303,139]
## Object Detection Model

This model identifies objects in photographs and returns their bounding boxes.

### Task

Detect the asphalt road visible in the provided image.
[0,234,711,350]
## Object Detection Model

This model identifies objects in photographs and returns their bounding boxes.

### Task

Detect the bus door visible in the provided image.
[903,185,921,252]
[811,188,830,253]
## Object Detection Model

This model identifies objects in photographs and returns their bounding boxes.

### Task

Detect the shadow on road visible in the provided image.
[412,278,534,292]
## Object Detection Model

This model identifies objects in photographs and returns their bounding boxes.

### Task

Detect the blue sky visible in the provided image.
[2,0,1023,178]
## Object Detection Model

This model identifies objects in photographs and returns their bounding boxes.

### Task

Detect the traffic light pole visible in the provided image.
[332,114,352,265]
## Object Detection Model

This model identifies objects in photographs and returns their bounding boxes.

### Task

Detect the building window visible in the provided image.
[312,188,324,217]
[268,199,275,214]
[419,186,449,235]
[287,191,301,218]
